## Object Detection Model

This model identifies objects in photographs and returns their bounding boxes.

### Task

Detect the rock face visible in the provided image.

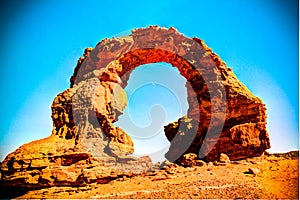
[0,26,270,189]
[0,134,152,189]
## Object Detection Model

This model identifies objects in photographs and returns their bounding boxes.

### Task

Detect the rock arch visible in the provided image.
[1,26,271,189]
[61,26,269,161]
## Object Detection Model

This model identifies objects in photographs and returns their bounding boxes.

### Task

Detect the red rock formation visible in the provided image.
[0,26,270,189]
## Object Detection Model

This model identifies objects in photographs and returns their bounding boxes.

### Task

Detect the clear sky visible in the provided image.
[115,63,189,162]
[0,0,298,162]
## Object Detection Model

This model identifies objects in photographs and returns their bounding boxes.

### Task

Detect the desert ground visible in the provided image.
[3,151,298,199]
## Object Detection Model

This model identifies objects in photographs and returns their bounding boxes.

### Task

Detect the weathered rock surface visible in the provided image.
[0,135,152,189]
[2,152,297,199]
[0,26,270,190]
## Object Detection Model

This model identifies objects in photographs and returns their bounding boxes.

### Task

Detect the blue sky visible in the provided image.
[115,63,188,162]
[0,0,298,162]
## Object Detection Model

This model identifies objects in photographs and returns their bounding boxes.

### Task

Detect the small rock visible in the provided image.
[195,160,206,166]
[245,167,262,175]
[180,153,203,167]
[166,169,176,174]
[160,160,172,169]
[250,160,260,164]
[269,166,279,171]
[219,153,230,164]
[207,162,214,167]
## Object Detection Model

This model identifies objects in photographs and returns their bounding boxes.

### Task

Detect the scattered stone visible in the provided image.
[160,160,173,169]
[250,160,260,164]
[232,160,247,165]
[219,153,231,164]
[245,168,262,175]
[269,166,279,171]
[195,160,206,167]
[207,162,214,167]
[179,153,207,167]
[165,169,176,175]
[181,153,197,167]
[152,176,168,181]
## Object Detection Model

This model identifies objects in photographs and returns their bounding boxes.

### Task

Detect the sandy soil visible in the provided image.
[14,152,298,199]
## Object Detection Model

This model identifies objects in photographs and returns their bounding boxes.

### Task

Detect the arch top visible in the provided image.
[70,26,218,86]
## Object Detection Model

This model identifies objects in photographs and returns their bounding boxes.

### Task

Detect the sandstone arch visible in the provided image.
[65,26,269,161]
[0,26,270,189]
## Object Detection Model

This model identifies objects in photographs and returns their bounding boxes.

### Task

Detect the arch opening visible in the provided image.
[114,62,189,163]
[112,48,207,161]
